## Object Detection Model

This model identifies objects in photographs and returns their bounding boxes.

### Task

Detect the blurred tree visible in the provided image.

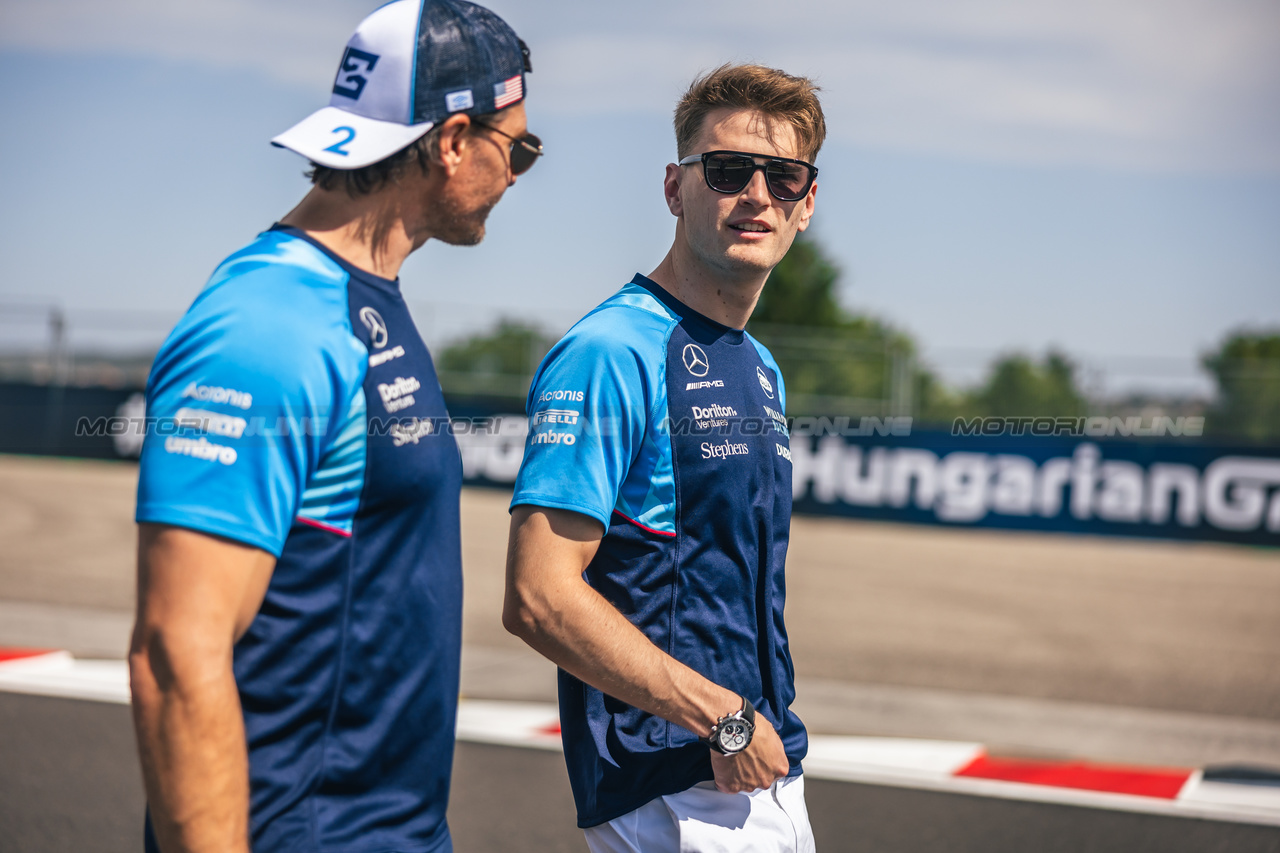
[437,319,555,400]
[749,236,933,416]
[436,238,1106,425]
[752,237,845,327]
[1202,331,1280,443]
[913,370,967,425]
[967,350,1088,418]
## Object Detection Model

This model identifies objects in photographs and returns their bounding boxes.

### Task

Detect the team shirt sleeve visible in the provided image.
[511,325,655,528]
[135,277,364,556]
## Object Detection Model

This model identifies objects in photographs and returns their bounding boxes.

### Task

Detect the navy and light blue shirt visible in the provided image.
[511,274,806,827]
[136,225,463,852]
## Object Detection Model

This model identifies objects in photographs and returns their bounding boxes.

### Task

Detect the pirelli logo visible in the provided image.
[532,409,579,426]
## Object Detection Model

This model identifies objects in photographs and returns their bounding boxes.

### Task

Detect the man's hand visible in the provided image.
[710,716,791,794]
[504,506,789,773]
[130,524,275,853]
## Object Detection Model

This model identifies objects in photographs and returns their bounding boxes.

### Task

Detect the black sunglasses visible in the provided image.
[678,150,817,202]
[471,119,543,175]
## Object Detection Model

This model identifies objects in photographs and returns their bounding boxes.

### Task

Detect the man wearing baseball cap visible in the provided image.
[129,2,539,851]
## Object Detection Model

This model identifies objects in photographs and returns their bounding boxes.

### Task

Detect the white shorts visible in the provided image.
[583,774,815,853]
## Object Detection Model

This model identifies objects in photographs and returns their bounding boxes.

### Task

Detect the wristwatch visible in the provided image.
[704,696,756,755]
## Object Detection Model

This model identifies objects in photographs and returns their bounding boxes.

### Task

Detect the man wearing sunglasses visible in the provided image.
[129,2,539,851]
[505,64,822,851]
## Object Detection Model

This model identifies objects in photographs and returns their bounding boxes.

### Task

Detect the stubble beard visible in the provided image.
[432,188,498,247]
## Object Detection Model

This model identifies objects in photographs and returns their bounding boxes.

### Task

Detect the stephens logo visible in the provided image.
[390,418,434,447]
[683,344,710,377]
[701,439,750,460]
[757,366,775,399]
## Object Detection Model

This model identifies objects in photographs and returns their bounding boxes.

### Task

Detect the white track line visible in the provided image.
[456,699,563,751]
[3,654,1278,827]
[0,652,131,704]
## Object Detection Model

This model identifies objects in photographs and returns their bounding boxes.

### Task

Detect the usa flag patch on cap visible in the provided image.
[493,75,523,109]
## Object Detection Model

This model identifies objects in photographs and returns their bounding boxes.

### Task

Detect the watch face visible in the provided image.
[718,719,750,753]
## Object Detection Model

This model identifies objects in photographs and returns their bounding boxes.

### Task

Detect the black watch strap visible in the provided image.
[704,695,756,755]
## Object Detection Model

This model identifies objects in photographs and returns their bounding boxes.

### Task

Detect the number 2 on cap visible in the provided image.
[324,126,356,156]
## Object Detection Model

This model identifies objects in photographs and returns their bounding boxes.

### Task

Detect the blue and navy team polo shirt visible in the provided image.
[511,273,807,827]
[136,225,463,852]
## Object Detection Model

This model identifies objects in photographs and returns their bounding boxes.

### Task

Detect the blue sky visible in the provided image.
[1,0,1277,396]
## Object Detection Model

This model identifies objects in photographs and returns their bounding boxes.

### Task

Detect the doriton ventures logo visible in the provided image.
[377,376,420,413]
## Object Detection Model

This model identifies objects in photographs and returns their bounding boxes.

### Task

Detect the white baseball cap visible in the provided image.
[272,0,530,169]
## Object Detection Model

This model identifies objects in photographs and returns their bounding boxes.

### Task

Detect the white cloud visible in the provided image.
[3,0,1278,173]
[0,0,354,89]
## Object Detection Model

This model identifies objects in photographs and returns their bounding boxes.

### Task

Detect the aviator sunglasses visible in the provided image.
[678,150,818,202]
[471,119,544,175]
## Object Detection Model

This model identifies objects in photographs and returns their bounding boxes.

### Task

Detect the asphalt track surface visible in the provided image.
[3,691,1278,853]
[3,455,1280,850]
[4,456,1278,718]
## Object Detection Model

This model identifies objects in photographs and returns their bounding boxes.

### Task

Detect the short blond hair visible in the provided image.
[674,64,826,163]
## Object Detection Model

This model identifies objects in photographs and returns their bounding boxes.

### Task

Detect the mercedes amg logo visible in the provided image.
[359,307,388,349]
[682,344,709,377]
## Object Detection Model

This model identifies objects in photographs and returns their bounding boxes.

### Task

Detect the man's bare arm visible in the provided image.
[502,505,790,793]
[129,524,275,853]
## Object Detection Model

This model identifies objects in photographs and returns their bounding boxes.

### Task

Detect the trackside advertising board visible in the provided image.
[786,430,1279,546]
[4,382,1277,546]
[452,413,1280,547]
